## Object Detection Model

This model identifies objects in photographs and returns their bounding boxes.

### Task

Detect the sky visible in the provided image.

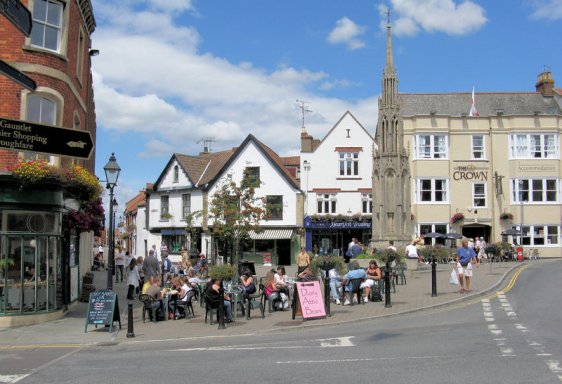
[89,0,562,211]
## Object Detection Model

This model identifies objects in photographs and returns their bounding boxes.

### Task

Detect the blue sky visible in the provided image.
[90,0,562,209]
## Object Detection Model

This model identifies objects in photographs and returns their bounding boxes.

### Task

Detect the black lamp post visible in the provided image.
[104,153,121,291]
[431,254,437,297]
[113,199,119,283]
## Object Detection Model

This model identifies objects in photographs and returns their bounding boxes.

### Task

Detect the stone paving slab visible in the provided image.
[0,261,526,347]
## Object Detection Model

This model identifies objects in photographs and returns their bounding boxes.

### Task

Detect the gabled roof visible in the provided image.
[205,134,300,191]
[400,92,562,117]
[124,190,146,215]
[311,111,374,153]
[153,135,300,193]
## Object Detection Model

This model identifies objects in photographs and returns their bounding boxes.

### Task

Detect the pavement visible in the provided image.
[0,261,528,347]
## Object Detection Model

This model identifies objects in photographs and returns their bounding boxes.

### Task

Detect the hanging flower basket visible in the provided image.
[450,212,465,224]
[499,212,513,221]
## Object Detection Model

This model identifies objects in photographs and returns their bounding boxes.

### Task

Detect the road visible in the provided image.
[3,260,561,384]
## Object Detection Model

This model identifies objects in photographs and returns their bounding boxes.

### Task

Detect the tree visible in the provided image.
[208,172,267,266]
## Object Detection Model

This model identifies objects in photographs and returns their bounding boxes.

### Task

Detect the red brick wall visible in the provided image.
[0,0,97,173]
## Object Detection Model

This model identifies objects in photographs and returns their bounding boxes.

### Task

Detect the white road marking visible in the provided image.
[547,360,562,373]
[277,356,444,365]
[173,337,356,352]
[490,329,503,335]
[319,337,355,347]
[0,375,29,384]
[488,324,499,330]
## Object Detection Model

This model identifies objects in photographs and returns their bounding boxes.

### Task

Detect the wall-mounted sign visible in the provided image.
[452,164,488,181]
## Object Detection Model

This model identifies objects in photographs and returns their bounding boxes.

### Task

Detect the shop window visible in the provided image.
[419,224,447,245]
[517,225,559,246]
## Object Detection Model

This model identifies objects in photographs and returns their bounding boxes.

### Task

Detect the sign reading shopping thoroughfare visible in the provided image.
[0,0,32,36]
[0,116,94,159]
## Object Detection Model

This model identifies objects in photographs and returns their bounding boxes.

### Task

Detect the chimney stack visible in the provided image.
[536,70,554,97]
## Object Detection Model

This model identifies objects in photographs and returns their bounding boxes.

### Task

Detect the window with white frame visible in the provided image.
[24,94,57,162]
[415,178,448,203]
[339,152,359,176]
[31,0,64,52]
[419,224,447,245]
[472,135,485,159]
[512,179,559,203]
[182,194,191,220]
[160,195,169,218]
[266,195,283,220]
[518,225,559,246]
[415,135,448,159]
[317,194,337,214]
[473,183,487,207]
[361,193,372,214]
[509,133,558,159]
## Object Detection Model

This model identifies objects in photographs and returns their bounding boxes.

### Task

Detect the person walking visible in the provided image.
[126,258,141,300]
[143,249,160,280]
[115,248,126,283]
[457,238,478,293]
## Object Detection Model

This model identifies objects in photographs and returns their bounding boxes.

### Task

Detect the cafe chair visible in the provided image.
[203,293,219,325]
[395,264,407,285]
[260,283,277,313]
[245,286,265,320]
[345,278,365,306]
[176,294,195,319]
[139,294,159,323]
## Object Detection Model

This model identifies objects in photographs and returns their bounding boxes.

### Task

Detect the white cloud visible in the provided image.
[327,17,367,50]
[528,0,562,20]
[138,139,177,159]
[383,0,488,36]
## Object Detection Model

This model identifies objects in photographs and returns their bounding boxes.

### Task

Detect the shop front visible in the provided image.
[303,216,372,255]
[0,178,65,326]
[240,228,298,266]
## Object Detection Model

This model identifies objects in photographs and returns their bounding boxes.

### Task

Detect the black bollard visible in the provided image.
[218,282,226,330]
[324,270,331,316]
[126,303,135,338]
[431,256,437,297]
[384,261,392,308]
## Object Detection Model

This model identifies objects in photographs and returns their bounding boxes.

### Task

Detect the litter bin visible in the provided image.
[238,260,256,276]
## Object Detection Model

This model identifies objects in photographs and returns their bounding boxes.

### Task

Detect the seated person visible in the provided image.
[93,252,105,270]
[361,260,382,302]
[329,267,342,305]
[169,277,194,318]
[297,266,315,281]
[205,278,233,323]
[239,269,256,297]
[264,271,288,310]
[145,276,165,320]
[274,266,290,297]
[341,260,367,305]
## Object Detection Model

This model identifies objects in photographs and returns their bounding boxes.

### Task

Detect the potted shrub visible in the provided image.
[208,263,236,281]
[161,212,173,220]
[419,245,449,263]
[309,255,346,276]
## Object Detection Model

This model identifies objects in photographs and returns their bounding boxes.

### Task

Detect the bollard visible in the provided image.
[384,261,392,308]
[324,270,331,316]
[126,303,135,338]
[218,283,226,330]
[431,257,437,297]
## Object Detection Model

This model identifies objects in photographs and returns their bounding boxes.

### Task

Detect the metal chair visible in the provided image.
[139,294,159,323]
[245,286,265,320]
[341,278,364,305]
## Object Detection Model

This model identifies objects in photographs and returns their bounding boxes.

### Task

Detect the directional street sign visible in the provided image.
[0,59,36,91]
[0,117,94,159]
[0,0,32,36]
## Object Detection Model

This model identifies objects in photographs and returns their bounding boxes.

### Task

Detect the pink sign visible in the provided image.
[295,280,326,319]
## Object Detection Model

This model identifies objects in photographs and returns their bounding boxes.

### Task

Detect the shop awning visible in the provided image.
[248,229,295,240]
[161,229,185,235]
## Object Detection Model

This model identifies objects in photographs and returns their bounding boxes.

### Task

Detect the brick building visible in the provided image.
[0,0,98,326]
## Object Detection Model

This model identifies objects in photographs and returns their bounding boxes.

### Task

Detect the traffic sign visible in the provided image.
[0,0,32,36]
[0,117,94,159]
[0,59,36,91]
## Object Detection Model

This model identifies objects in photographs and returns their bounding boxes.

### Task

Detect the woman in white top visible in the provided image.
[274,266,290,298]
[126,258,141,300]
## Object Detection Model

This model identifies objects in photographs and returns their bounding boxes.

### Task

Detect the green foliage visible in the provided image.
[309,255,346,276]
[484,243,501,256]
[419,245,449,261]
[209,263,237,281]
[374,248,404,265]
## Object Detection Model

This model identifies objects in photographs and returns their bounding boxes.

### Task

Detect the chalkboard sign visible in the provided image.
[84,290,121,333]
[292,280,326,320]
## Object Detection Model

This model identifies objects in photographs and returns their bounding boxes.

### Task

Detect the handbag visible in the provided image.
[449,268,459,285]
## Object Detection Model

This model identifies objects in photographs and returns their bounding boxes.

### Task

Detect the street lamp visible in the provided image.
[104,153,121,291]
[519,179,524,249]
